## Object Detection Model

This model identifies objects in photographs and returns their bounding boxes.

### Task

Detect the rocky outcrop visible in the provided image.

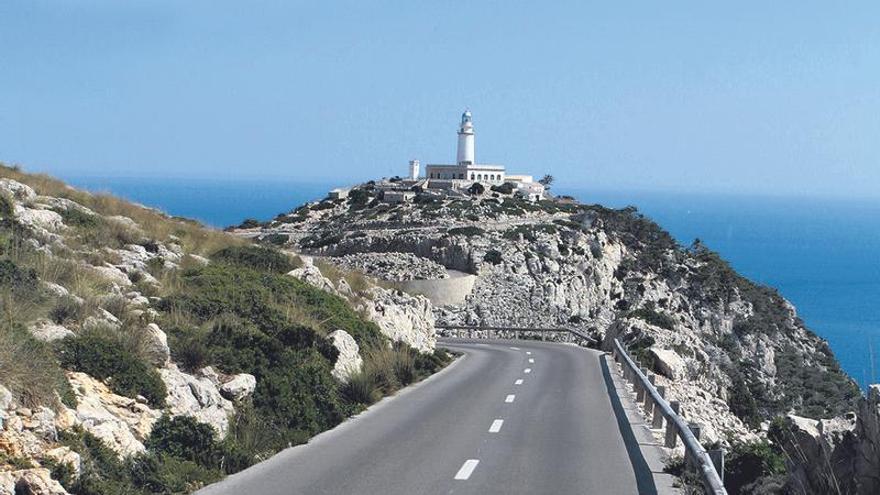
[328,330,363,383]
[363,287,436,354]
[0,468,69,495]
[159,365,235,437]
[777,385,880,494]
[219,374,257,402]
[287,261,338,295]
[65,372,160,457]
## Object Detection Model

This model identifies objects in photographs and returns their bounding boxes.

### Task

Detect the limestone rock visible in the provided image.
[66,372,161,457]
[90,265,132,288]
[27,320,74,343]
[328,330,363,383]
[363,286,436,353]
[649,347,686,380]
[0,469,69,495]
[0,178,37,202]
[219,374,257,401]
[143,323,170,366]
[14,205,64,233]
[286,260,337,295]
[160,364,234,437]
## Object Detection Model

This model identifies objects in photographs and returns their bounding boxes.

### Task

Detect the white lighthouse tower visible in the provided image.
[456,110,475,166]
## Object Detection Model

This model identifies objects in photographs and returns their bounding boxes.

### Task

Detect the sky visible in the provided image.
[1,1,878,199]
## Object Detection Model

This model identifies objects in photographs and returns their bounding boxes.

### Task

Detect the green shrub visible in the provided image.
[340,369,381,406]
[129,453,222,494]
[55,207,100,228]
[722,441,786,494]
[211,245,297,274]
[146,415,221,467]
[483,250,503,265]
[490,182,516,194]
[57,427,145,495]
[59,326,166,407]
[448,226,485,237]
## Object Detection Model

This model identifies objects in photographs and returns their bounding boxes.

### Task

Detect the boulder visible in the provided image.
[160,365,234,437]
[27,320,74,343]
[90,265,132,288]
[142,323,170,366]
[328,330,363,383]
[13,205,64,233]
[363,287,436,353]
[6,468,69,495]
[219,374,257,401]
[287,260,338,295]
[0,178,37,202]
[649,347,686,380]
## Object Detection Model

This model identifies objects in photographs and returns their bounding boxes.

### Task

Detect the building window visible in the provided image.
[459,173,464,179]
[477,174,482,180]
[470,173,475,180]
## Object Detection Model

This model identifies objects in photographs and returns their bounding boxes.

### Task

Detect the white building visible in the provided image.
[424,111,507,185]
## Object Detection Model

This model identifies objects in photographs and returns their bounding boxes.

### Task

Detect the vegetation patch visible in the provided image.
[58,325,167,407]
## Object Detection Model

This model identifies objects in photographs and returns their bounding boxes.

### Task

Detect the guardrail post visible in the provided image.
[542,330,546,342]
[652,386,666,429]
[469,328,473,339]
[636,370,647,402]
[708,449,725,483]
[665,401,680,448]
[644,373,656,413]
[515,330,520,340]
[685,423,702,470]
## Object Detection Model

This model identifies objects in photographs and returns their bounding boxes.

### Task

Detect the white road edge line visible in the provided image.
[509,346,520,350]
[489,419,504,433]
[514,379,524,385]
[528,358,535,363]
[524,368,532,374]
[455,459,480,480]
[505,394,516,403]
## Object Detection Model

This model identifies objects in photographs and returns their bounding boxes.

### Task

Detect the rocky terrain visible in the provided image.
[0,166,447,494]
[242,180,874,493]
[330,252,448,281]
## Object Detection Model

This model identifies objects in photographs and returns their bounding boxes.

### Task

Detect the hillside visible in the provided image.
[239,179,868,491]
[0,165,450,494]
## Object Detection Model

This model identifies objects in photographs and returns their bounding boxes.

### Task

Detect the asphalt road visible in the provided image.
[198,339,662,495]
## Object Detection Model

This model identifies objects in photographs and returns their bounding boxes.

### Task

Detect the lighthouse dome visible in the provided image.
[461,110,472,125]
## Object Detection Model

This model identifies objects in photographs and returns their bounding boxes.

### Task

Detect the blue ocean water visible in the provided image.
[63,176,880,390]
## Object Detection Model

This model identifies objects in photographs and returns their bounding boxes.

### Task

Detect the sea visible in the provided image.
[63,176,880,391]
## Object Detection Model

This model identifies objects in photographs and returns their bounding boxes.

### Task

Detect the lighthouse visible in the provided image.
[456,110,475,166]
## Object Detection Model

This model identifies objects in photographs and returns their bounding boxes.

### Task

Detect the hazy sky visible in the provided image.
[1,1,878,198]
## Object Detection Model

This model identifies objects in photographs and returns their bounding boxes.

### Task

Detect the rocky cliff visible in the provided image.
[243,181,862,452]
[0,166,446,494]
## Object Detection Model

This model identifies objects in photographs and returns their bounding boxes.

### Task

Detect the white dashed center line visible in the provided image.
[489,419,504,433]
[514,379,524,385]
[524,368,532,374]
[455,459,480,480]
[528,358,535,363]
[505,394,516,403]
[509,346,520,350]
[526,351,532,355]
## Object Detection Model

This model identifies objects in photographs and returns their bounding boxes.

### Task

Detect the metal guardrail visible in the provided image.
[435,325,597,345]
[612,338,727,495]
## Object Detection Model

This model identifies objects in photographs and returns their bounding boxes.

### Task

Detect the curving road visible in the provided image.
[198,339,673,495]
